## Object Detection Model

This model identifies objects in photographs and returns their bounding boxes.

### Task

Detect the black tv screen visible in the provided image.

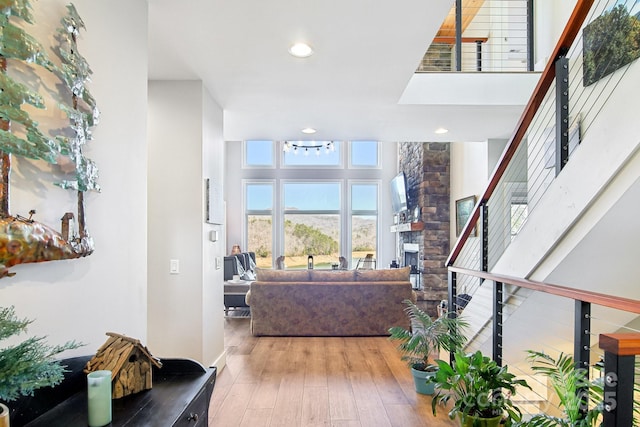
[390,172,408,213]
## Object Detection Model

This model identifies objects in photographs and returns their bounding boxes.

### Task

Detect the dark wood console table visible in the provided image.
[20,358,216,427]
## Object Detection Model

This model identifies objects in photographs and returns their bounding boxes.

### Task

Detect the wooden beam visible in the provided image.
[432,36,488,44]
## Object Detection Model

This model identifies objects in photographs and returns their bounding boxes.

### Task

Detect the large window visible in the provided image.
[243,141,380,269]
[283,182,341,269]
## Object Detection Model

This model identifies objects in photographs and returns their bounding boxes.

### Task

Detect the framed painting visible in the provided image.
[456,195,477,237]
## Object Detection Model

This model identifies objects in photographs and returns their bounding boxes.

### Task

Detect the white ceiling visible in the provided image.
[147,0,533,143]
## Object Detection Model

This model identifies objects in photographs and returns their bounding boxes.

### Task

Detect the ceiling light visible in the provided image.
[283,141,334,155]
[301,127,316,134]
[435,127,449,134]
[289,42,313,58]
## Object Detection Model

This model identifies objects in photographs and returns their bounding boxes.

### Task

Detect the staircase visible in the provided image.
[445,0,640,421]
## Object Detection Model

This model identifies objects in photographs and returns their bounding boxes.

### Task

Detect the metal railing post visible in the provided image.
[481,202,488,273]
[574,300,591,420]
[448,270,458,365]
[555,56,570,175]
[527,0,534,71]
[493,281,503,366]
[455,0,462,71]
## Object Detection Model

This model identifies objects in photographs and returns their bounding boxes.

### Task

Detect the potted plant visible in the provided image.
[430,350,531,426]
[520,350,604,427]
[0,306,82,425]
[388,299,468,395]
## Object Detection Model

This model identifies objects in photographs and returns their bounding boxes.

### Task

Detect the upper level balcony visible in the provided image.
[419,0,533,73]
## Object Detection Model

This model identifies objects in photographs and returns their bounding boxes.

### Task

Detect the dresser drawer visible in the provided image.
[174,387,208,426]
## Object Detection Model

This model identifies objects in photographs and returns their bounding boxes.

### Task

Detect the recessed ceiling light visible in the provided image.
[289,42,313,58]
[301,127,316,134]
[435,127,449,134]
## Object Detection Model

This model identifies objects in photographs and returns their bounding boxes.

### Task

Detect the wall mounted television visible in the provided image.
[390,172,408,213]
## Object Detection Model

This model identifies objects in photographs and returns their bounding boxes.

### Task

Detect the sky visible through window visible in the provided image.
[246,140,273,166]
[247,184,272,210]
[284,183,340,210]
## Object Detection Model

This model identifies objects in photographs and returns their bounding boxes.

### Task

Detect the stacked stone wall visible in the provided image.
[397,142,450,316]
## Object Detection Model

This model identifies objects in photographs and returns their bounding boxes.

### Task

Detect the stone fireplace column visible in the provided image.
[398,142,450,316]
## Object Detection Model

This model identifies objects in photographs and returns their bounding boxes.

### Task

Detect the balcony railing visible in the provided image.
[418,0,533,72]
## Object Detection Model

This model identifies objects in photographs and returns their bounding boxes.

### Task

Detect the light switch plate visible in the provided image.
[170,259,179,274]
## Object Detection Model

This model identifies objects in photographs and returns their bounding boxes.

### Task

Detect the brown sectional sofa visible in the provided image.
[245,266,415,336]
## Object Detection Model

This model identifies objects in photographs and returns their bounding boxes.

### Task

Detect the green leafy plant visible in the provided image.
[389,299,468,371]
[0,306,82,401]
[430,350,531,424]
[519,350,603,427]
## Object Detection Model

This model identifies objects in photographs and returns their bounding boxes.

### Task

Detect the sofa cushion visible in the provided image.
[355,266,410,281]
[256,268,310,282]
[309,269,356,282]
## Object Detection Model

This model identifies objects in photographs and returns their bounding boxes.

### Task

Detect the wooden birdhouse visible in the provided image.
[85,332,163,399]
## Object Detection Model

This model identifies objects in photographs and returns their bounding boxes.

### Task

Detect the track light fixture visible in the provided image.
[283,141,335,156]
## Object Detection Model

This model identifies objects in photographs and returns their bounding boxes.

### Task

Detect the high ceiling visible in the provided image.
[148,0,530,143]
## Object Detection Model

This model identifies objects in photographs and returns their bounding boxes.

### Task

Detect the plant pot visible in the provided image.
[460,413,503,427]
[0,402,10,427]
[410,366,436,395]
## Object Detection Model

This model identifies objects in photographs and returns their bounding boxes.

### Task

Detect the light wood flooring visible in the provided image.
[208,317,457,427]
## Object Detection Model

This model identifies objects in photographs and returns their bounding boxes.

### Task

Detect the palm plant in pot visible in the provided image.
[429,350,531,426]
[520,350,605,427]
[388,299,468,395]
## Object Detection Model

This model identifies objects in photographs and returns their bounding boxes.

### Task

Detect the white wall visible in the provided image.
[147,81,225,367]
[202,88,226,367]
[534,0,578,69]
[450,141,489,249]
[0,1,149,355]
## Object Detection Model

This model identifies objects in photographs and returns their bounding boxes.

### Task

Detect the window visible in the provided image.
[246,182,273,268]
[241,141,381,269]
[283,182,340,269]
[245,140,274,167]
[510,202,528,239]
[350,140,379,167]
[351,183,378,265]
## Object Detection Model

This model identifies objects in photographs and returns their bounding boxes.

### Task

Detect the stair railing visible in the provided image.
[443,0,640,423]
[448,266,640,424]
[447,0,595,269]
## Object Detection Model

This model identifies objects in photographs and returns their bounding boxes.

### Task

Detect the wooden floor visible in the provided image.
[208,317,457,427]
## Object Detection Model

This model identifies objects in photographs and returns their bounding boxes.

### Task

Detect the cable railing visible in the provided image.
[444,0,640,423]
[446,0,639,269]
[448,267,640,424]
[418,0,533,72]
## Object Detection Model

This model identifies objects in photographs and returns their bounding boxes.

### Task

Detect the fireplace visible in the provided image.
[403,243,421,289]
